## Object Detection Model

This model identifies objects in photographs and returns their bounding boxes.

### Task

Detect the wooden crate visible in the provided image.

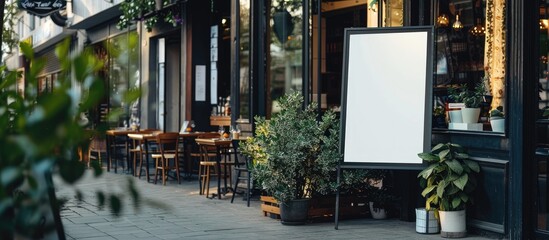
[260,196,280,219]
[260,195,369,220]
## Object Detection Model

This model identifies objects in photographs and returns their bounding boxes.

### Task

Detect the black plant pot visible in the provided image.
[280,199,309,225]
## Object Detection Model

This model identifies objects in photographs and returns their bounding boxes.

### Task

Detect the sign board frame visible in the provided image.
[339,26,434,170]
[18,0,66,17]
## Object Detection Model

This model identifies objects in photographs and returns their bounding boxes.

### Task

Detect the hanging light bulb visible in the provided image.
[453,14,463,31]
[437,14,449,27]
[470,19,485,36]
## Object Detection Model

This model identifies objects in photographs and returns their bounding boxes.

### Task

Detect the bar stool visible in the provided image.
[152,132,181,185]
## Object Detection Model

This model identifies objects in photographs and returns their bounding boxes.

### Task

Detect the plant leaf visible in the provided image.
[452,197,462,209]
[445,159,464,175]
[422,185,437,197]
[418,153,439,162]
[463,159,481,173]
[454,174,468,190]
[436,180,446,198]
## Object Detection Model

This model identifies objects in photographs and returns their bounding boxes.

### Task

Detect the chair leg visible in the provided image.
[137,152,143,179]
[198,164,203,195]
[246,173,251,207]
[205,166,211,198]
[154,158,159,184]
[175,158,181,184]
[161,158,167,185]
[231,169,240,204]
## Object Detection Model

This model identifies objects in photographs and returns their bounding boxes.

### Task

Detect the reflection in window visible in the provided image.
[239,0,250,120]
[383,0,404,27]
[90,31,139,128]
[433,0,505,132]
[268,0,302,116]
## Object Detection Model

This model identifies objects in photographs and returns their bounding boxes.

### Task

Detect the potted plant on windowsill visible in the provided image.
[448,83,486,124]
[417,143,481,238]
[489,106,505,133]
[240,92,341,225]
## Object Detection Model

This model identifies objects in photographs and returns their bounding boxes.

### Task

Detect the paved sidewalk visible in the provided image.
[55,170,496,240]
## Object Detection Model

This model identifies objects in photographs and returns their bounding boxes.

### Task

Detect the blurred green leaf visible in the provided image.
[19,42,34,60]
[97,191,105,209]
[109,195,121,216]
[59,160,85,184]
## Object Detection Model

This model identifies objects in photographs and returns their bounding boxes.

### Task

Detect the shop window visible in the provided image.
[89,31,139,129]
[433,0,506,133]
[267,0,303,117]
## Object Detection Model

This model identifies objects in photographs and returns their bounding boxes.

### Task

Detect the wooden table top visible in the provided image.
[106,129,140,136]
[194,138,233,146]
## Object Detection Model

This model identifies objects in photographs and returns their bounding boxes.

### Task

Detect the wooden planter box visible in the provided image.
[260,195,369,220]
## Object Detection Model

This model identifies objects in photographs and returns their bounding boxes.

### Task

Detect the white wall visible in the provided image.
[71,0,123,26]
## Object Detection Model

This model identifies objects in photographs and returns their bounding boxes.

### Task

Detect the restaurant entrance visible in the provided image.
[154,33,182,132]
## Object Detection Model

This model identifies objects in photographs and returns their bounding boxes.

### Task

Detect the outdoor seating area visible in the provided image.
[93,128,253,204]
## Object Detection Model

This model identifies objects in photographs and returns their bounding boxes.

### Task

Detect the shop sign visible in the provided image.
[18,0,66,17]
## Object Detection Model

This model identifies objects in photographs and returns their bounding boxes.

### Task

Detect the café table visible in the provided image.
[194,138,233,199]
[106,129,140,173]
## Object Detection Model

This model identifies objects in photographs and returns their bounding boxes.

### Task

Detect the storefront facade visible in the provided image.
[227,0,539,239]
[7,0,544,238]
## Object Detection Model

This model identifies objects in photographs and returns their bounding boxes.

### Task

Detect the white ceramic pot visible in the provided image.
[448,110,463,123]
[415,208,439,234]
[461,108,480,124]
[439,210,466,238]
[490,118,505,133]
[369,202,387,219]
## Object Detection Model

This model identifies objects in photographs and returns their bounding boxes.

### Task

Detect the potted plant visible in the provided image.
[489,106,505,133]
[240,92,341,225]
[417,143,481,238]
[433,106,447,128]
[448,83,486,124]
[367,184,398,219]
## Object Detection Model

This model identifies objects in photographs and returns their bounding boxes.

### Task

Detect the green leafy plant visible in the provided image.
[0,38,142,238]
[367,185,399,210]
[490,106,504,119]
[433,106,445,117]
[448,83,486,108]
[240,92,348,203]
[417,143,481,211]
[118,0,181,31]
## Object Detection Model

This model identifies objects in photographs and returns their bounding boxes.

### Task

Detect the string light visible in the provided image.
[470,20,485,36]
[453,14,463,31]
[437,14,449,27]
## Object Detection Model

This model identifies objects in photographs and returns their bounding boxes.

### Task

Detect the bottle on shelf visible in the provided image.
[224,96,231,116]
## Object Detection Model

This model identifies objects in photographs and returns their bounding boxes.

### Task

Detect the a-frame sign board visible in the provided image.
[335,26,434,229]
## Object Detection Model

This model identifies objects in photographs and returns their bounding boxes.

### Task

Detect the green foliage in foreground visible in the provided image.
[0,38,141,238]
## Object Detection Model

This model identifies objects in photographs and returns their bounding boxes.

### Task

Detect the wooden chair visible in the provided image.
[197,143,218,197]
[88,133,107,168]
[131,129,159,178]
[187,133,218,174]
[152,132,181,185]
